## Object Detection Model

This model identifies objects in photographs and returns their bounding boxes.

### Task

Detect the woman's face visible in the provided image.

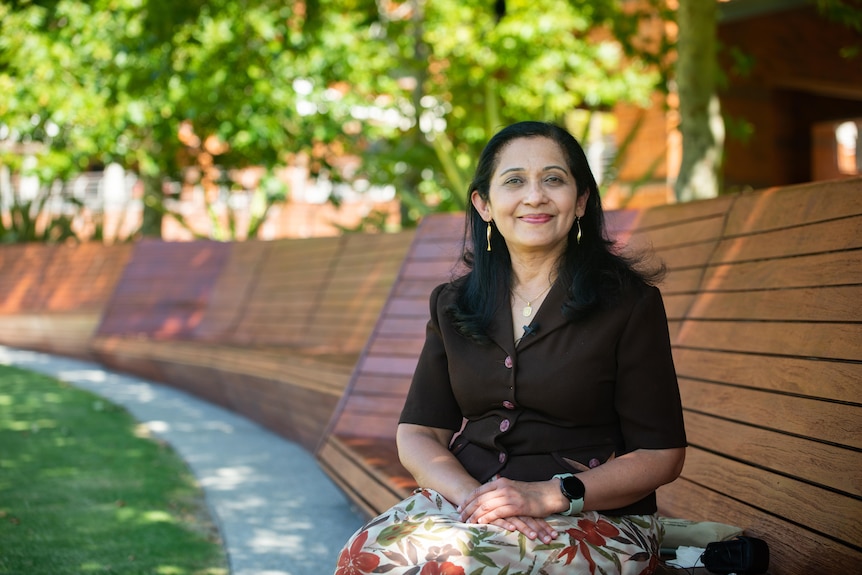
[472,136,588,256]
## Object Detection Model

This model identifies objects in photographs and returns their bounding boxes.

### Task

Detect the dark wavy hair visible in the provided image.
[448,121,663,342]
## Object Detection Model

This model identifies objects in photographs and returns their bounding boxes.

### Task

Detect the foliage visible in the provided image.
[816,0,862,33]
[0,364,228,574]
[0,188,80,243]
[0,0,668,238]
[306,0,666,222]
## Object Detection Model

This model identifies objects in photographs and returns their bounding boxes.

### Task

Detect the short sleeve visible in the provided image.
[398,284,464,431]
[615,285,687,451]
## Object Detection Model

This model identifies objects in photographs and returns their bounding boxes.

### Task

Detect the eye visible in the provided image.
[545,174,565,184]
[503,176,524,185]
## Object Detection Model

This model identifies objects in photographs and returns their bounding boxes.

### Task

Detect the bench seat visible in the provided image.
[0,243,132,359]
[91,232,414,450]
[317,177,862,575]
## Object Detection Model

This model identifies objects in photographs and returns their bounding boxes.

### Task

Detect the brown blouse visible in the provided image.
[399,277,687,516]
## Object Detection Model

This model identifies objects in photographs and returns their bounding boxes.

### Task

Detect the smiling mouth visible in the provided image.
[520,214,553,223]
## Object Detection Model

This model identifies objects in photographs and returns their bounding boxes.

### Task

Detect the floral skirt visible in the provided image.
[335,489,663,575]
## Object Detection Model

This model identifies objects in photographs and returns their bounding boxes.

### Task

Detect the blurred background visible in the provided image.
[1,0,860,243]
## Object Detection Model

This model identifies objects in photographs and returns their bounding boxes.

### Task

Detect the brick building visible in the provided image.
[607,0,862,208]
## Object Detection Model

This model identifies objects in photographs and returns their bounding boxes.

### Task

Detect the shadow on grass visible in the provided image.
[0,364,228,575]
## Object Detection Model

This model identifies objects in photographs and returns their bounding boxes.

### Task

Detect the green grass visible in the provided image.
[0,365,228,575]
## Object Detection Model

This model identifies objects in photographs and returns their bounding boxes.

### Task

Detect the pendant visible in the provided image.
[522,305,532,317]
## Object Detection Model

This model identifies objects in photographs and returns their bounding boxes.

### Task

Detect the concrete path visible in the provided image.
[0,345,366,575]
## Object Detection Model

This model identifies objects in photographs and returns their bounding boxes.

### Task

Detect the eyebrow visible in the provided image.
[500,165,570,176]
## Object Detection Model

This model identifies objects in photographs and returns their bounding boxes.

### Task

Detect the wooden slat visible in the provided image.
[684,411,861,496]
[651,242,721,271]
[0,243,132,358]
[0,244,57,312]
[723,178,862,236]
[193,241,269,340]
[231,237,341,345]
[96,240,231,338]
[673,348,861,401]
[676,319,862,360]
[662,293,697,321]
[711,214,862,264]
[41,244,133,312]
[678,379,862,449]
[628,216,726,250]
[700,249,862,291]
[629,195,735,229]
[330,394,405,439]
[658,268,706,295]
[678,448,862,546]
[317,436,410,517]
[304,231,413,351]
[685,284,862,321]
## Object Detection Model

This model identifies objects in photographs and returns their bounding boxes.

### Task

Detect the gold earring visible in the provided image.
[576,217,582,245]
[486,221,492,251]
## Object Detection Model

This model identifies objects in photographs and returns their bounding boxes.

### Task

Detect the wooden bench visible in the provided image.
[90,232,414,450]
[317,177,862,575]
[0,242,132,359]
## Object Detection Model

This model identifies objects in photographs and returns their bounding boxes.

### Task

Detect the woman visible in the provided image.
[335,121,686,575]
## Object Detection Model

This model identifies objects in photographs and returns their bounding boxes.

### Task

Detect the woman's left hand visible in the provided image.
[458,476,562,541]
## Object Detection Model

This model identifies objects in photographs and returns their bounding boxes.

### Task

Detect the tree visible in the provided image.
[306,0,664,221]
[0,0,208,237]
[1,0,315,239]
[674,0,723,201]
[1,0,668,239]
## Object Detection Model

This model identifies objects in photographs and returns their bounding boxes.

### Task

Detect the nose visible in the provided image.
[524,179,547,204]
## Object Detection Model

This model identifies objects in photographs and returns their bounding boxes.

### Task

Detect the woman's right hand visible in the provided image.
[487,515,559,544]
[458,476,564,543]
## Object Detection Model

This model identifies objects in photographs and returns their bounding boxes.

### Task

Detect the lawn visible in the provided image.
[0,364,228,575]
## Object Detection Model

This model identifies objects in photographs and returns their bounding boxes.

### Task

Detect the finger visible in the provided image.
[461,484,513,523]
[521,516,558,543]
[457,481,497,513]
[489,517,518,533]
[464,489,511,523]
[499,517,539,540]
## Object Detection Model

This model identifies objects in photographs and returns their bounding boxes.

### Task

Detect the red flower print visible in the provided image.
[336,530,380,575]
[571,517,620,546]
[559,518,623,572]
[578,519,620,546]
[425,544,462,563]
[420,561,466,575]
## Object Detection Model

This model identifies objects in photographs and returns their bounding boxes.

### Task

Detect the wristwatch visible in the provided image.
[553,473,585,516]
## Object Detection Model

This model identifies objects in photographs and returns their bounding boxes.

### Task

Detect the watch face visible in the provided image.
[561,475,585,500]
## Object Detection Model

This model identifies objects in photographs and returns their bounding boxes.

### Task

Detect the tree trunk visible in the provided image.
[674,0,724,202]
[139,174,163,238]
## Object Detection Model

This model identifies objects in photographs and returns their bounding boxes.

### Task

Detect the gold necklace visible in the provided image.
[512,281,554,318]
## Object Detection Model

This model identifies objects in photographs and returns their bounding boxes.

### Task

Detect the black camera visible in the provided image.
[702,536,770,574]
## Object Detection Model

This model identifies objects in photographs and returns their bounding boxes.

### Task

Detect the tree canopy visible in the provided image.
[1,0,667,238]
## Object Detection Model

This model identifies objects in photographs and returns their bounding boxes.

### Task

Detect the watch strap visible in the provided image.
[553,473,585,516]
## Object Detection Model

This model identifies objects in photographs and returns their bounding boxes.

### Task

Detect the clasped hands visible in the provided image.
[456,475,564,544]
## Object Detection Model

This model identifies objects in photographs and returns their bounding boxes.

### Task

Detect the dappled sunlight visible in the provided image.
[147,420,171,434]
[142,510,175,523]
[5,417,57,432]
[199,465,257,491]
[248,528,307,555]
[115,506,176,525]
[171,419,237,435]
[59,368,107,383]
